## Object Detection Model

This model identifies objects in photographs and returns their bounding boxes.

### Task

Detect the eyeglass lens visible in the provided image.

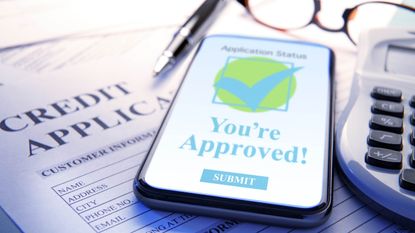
[246,0,415,44]
[247,0,315,29]
[346,3,415,43]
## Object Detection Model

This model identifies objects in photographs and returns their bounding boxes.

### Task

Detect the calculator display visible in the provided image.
[386,45,415,76]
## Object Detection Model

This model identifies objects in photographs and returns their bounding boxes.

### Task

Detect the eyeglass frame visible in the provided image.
[237,0,415,44]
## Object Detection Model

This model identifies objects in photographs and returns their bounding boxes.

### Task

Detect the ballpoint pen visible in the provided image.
[153,0,225,77]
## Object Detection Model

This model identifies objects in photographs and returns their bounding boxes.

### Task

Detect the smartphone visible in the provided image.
[134,35,334,227]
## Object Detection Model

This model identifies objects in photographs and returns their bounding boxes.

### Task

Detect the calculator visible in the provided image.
[336,28,415,229]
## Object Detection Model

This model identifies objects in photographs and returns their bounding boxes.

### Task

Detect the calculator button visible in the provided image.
[371,86,402,102]
[365,147,402,169]
[369,114,403,134]
[410,95,415,108]
[411,112,415,126]
[399,169,415,191]
[371,101,404,118]
[411,150,415,168]
[411,130,415,146]
[367,130,402,151]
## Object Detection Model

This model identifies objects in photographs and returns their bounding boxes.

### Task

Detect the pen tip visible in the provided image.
[153,55,171,78]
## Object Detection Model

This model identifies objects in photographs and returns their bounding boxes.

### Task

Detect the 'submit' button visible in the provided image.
[200,169,268,190]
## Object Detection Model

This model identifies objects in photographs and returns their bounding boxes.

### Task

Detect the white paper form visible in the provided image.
[0,0,206,79]
[0,40,187,232]
[0,1,206,232]
[0,0,202,50]
[0,1,413,233]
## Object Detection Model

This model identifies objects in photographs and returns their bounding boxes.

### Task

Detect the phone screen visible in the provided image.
[143,35,332,209]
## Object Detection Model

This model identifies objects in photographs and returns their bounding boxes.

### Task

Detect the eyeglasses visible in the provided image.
[237,0,415,44]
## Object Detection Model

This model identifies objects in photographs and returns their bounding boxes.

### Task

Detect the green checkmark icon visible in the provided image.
[213,57,299,112]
